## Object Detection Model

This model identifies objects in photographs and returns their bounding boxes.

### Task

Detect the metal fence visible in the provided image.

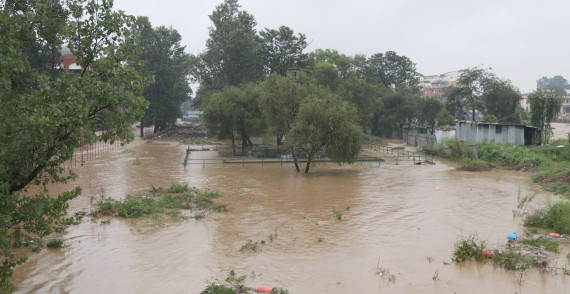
[183,143,433,168]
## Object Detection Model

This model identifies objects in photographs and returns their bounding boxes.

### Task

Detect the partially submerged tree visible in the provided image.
[258,73,302,146]
[202,83,264,155]
[287,87,362,173]
[0,0,148,291]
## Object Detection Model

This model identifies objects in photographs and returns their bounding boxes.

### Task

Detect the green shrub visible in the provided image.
[168,183,190,194]
[525,201,570,234]
[95,197,116,216]
[46,239,64,248]
[116,197,160,218]
[453,234,485,263]
[200,283,235,294]
[523,238,559,253]
[495,250,542,270]
[544,201,570,234]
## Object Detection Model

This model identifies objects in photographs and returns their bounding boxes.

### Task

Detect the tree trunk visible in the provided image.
[304,155,312,173]
[242,137,247,154]
[472,106,476,121]
[276,134,282,146]
[140,119,144,138]
[291,147,300,172]
[231,133,236,156]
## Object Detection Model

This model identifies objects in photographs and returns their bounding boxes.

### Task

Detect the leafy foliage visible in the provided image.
[192,0,263,107]
[287,87,363,173]
[259,26,308,76]
[452,234,485,263]
[135,17,192,134]
[525,201,570,234]
[1,0,149,291]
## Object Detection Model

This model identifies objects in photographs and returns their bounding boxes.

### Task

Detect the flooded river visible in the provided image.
[11,126,570,293]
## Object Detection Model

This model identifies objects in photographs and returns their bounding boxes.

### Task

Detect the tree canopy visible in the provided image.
[0,0,148,291]
[537,75,569,96]
[134,16,192,135]
[287,87,362,173]
[192,0,263,107]
[259,25,308,76]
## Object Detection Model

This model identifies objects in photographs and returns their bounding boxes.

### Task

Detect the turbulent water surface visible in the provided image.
[11,123,570,293]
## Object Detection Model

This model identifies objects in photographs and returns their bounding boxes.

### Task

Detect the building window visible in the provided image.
[496,125,502,134]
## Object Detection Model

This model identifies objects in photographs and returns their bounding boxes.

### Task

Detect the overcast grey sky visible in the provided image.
[114,0,570,94]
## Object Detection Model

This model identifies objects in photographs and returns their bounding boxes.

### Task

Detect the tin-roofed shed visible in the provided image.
[456,121,540,145]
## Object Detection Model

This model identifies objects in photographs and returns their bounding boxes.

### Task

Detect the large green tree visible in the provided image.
[417,98,443,133]
[287,87,362,173]
[366,51,418,89]
[338,78,382,134]
[192,0,263,107]
[537,75,569,96]
[135,17,192,135]
[375,88,418,137]
[258,73,302,146]
[202,83,264,155]
[0,1,148,291]
[480,78,522,123]
[445,66,495,121]
[259,25,308,76]
[529,87,563,143]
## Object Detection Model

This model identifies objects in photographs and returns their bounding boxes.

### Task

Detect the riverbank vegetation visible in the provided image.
[91,183,227,221]
[452,234,562,272]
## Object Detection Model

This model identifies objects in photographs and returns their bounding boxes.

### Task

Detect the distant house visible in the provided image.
[60,47,83,74]
[456,121,540,146]
[418,71,460,99]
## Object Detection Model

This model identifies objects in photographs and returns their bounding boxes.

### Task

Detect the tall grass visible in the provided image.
[524,200,570,234]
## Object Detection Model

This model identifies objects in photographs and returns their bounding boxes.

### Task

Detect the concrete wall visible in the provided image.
[456,122,525,145]
[403,128,441,147]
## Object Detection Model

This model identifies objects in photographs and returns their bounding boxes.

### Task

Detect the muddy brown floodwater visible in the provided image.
[11,129,570,293]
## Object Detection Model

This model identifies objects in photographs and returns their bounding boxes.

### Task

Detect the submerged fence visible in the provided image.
[62,140,126,170]
[183,143,433,168]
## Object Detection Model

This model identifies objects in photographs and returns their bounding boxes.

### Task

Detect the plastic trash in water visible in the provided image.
[257,286,273,292]
[549,233,560,237]
[507,232,518,240]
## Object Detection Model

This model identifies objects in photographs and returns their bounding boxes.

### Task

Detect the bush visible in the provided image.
[201,283,235,294]
[453,234,485,263]
[544,201,570,234]
[116,197,160,218]
[46,239,64,249]
[524,201,570,234]
[523,238,559,253]
[495,250,542,271]
[168,183,190,194]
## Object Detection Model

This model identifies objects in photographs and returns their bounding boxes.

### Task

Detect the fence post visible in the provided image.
[242,159,245,167]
